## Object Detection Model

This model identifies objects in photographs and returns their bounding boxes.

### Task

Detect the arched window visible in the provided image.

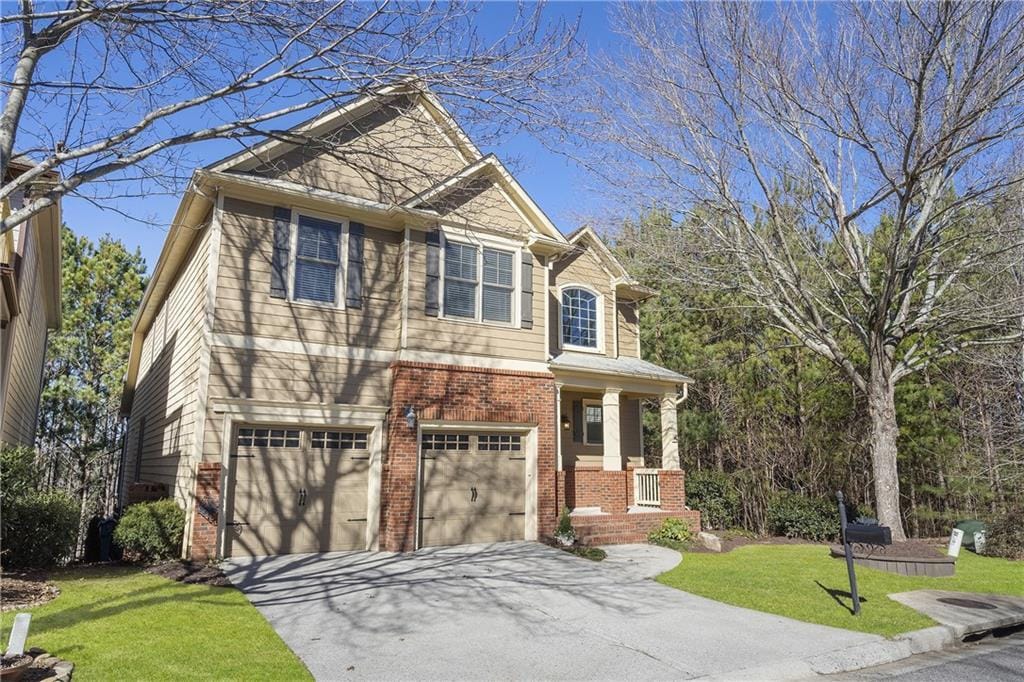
[561,287,599,349]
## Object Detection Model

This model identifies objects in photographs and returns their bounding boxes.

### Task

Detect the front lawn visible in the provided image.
[658,544,1024,637]
[0,565,310,681]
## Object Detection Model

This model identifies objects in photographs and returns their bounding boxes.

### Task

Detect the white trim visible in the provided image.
[557,283,605,355]
[210,332,396,363]
[582,398,604,446]
[400,226,410,350]
[613,288,619,359]
[396,349,549,373]
[555,382,564,471]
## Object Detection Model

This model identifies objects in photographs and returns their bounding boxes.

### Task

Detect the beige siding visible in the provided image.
[201,348,392,460]
[125,223,210,504]
[0,224,49,447]
[215,197,402,350]
[250,96,468,205]
[560,390,642,468]
[404,230,546,360]
[550,247,616,358]
[427,178,532,237]
[617,300,640,358]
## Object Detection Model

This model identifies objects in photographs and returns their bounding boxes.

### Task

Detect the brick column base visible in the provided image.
[189,462,221,561]
[658,469,686,512]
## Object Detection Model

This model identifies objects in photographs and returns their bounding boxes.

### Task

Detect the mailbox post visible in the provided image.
[836,491,892,615]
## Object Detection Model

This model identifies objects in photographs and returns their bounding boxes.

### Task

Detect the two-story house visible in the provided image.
[119,81,698,560]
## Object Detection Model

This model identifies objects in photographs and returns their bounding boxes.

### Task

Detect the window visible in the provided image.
[478,434,521,451]
[422,433,470,450]
[311,431,368,450]
[444,241,477,318]
[562,287,599,349]
[583,402,603,445]
[237,428,300,448]
[443,238,516,323]
[294,215,341,303]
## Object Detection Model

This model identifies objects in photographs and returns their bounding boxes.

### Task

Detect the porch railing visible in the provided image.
[633,469,661,508]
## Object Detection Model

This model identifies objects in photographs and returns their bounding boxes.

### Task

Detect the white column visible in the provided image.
[602,388,622,471]
[661,392,680,470]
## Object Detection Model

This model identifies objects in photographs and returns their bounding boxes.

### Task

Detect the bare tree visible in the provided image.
[1,0,578,235]
[588,1,1024,538]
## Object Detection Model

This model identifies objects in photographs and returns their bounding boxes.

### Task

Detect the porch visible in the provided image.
[550,352,701,543]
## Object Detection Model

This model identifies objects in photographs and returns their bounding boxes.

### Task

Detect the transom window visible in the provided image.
[294,215,342,304]
[443,239,515,323]
[311,431,368,450]
[237,428,300,448]
[478,434,522,451]
[562,287,599,349]
[422,433,470,450]
[583,402,603,445]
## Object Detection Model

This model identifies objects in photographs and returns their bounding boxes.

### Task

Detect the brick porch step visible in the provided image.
[572,509,700,547]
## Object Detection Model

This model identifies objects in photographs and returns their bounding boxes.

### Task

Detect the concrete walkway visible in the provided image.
[889,590,1024,638]
[224,542,893,680]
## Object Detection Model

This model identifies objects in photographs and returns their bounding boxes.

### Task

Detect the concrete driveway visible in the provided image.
[224,542,886,680]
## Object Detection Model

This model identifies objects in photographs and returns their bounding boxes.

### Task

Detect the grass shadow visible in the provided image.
[815,580,867,615]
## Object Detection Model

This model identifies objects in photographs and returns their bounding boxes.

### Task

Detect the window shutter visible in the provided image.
[520,250,534,329]
[425,229,440,316]
[270,206,291,298]
[346,222,364,309]
[572,400,583,443]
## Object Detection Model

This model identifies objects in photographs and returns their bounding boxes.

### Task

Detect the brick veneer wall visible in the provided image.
[189,462,221,561]
[382,361,557,552]
[572,510,701,546]
[557,467,688,514]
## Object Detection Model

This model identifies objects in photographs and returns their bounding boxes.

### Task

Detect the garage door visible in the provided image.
[419,432,526,547]
[226,427,370,557]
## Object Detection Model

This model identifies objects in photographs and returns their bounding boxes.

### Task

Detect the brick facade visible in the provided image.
[572,510,701,546]
[381,361,557,551]
[189,462,221,561]
[556,467,689,514]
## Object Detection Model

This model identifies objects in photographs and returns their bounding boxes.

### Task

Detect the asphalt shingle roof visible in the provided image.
[549,352,691,383]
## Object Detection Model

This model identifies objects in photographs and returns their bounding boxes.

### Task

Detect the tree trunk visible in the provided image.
[866,356,907,541]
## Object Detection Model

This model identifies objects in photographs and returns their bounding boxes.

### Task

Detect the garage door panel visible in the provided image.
[226,518,322,558]
[419,432,527,548]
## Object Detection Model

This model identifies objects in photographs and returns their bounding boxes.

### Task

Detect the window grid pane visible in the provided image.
[585,405,603,444]
[562,288,598,348]
[294,216,341,303]
[444,241,479,319]
[478,434,522,451]
[310,431,369,450]
[422,433,470,450]
[237,428,300,448]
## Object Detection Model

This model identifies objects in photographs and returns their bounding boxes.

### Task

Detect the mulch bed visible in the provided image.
[0,573,59,612]
[687,534,813,554]
[144,560,232,587]
[834,539,947,559]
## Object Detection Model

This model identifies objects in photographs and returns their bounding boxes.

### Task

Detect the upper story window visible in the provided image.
[293,215,342,304]
[561,287,599,350]
[443,239,515,324]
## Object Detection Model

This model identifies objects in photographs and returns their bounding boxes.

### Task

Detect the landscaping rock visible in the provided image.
[14,647,74,682]
[698,531,722,552]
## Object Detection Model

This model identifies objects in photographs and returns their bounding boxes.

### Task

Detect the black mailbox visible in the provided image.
[845,523,892,545]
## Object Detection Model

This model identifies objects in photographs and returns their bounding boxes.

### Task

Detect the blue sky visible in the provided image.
[61,2,619,272]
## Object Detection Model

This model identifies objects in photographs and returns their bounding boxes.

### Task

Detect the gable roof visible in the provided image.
[564,226,655,301]
[402,154,566,242]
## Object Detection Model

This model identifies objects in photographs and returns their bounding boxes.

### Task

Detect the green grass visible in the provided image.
[658,544,1024,637]
[1,565,310,681]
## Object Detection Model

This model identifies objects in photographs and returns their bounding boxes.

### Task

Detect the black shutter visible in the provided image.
[346,222,364,309]
[425,229,440,316]
[572,400,583,443]
[520,250,534,329]
[270,206,291,298]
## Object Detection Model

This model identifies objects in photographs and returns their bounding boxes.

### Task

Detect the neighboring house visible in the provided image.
[119,81,698,560]
[0,160,62,448]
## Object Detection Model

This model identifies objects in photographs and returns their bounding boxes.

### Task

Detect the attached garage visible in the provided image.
[419,431,527,547]
[225,426,372,557]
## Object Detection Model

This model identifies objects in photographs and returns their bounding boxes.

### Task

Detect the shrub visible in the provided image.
[1,446,79,569]
[981,507,1024,561]
[766,492,839,541]
[684,470,740,530]
[648,517,694,550]
[554,506,576,545]
[114,499,186,562]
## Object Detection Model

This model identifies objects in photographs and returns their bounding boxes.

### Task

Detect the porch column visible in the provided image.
[602,388,621,471]
[660,392,680,470]
[555,382,564,471]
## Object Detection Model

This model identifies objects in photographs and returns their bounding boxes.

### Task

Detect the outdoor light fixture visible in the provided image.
[561,414,571,431]
[404,405,416,430]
